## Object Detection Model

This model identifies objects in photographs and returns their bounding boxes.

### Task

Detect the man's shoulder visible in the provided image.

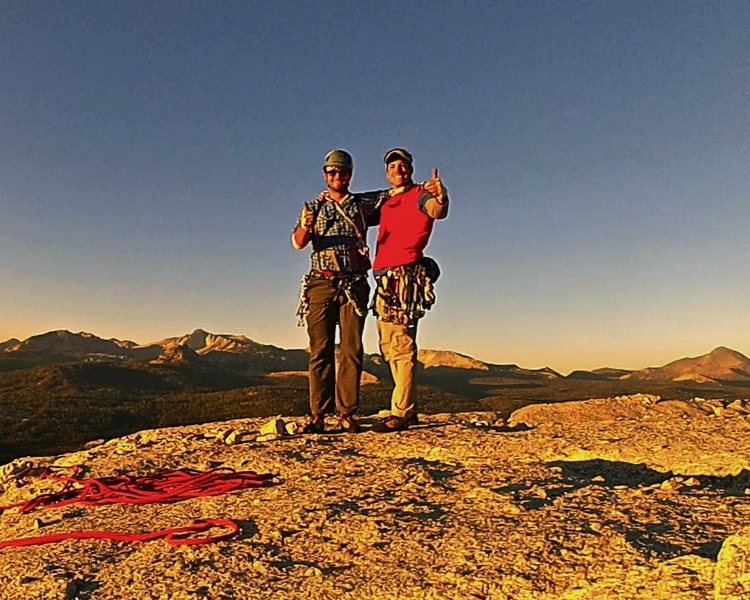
[350,191,388,214]
[382,185,429,208]
[306,193,328,206]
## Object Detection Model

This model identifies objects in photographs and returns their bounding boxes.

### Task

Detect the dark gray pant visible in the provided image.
[306,276,369,417]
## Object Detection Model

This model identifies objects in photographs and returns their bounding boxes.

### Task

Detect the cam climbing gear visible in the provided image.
[373,261,436,326]
[296,273,312,326]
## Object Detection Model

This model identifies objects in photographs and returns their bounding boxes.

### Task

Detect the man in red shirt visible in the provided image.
[372,148,449,432]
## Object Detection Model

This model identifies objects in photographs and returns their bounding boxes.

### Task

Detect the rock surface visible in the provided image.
[1,394,750,599]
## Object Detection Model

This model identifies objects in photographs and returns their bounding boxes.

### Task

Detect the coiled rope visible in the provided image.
[0,466,274,549]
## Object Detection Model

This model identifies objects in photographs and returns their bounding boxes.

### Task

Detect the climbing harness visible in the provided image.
[0,466,273,549]
[297,272,369,326]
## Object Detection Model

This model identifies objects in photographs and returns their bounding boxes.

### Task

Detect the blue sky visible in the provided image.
[1,1,748,373]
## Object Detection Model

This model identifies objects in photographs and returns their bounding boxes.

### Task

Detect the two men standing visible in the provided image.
[292,148,449,433]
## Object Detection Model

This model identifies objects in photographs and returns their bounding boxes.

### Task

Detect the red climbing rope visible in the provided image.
[2,466,274,514]
[0,518,239,549]
[0,466,274,549]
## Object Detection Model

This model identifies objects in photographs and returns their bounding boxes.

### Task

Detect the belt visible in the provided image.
[311,269,364,279]
[311,269,337,278]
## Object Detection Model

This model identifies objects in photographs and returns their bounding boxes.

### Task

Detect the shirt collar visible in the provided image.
[324,191,354,204]
[388,183,415,197]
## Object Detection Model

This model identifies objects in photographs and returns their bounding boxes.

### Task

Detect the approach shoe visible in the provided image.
[302,416,325,434]
[372,412,418,433]
[338,414,361,434]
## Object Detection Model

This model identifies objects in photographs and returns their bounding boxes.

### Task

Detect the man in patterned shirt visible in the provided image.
[292,149,384,434]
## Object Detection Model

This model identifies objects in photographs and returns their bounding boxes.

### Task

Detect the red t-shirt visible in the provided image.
[373,186,434,270]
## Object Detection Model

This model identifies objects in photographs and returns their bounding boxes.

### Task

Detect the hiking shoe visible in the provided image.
[372,413,418,433]
[339,415,361,434]
[302,416,325,434]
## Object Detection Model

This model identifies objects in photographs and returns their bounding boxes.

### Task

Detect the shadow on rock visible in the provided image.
[327,499,374,518]
[486,422,533,433]
[538,459,743,560]
[402,457,460,482]
[549,459,672,489]
[386,500,447,523]
[236,519,260,540]
[694,469,750,496]
[624,523,685,559]
[65,579,100,600]
[492,459,673,513]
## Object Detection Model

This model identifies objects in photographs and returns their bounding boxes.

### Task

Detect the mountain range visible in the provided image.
[2,328,749,463]
[3,328,750,383]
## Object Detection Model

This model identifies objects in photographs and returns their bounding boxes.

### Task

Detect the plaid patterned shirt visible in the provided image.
[295,191,386,275]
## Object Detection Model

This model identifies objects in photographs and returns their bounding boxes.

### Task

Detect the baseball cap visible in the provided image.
[323,149,353,170]
[383,148,413,165]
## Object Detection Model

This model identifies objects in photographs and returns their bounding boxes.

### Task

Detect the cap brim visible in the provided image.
[384,150,412,164]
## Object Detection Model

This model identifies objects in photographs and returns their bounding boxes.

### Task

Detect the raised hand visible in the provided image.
[423,168,445,201]
[299,201,315,231]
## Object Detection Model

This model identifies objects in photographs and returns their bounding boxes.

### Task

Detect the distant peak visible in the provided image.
[634,345,750,382]
[150,342,201,365]
[181,329,211,347]
[709,346,743,356]
[702,346,750,364]
[46,330,99,339]
[418,349,489,371]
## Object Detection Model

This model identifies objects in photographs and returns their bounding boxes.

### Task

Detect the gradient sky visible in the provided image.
[1,1,748,374]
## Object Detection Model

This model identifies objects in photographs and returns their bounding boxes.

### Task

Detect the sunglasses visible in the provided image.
[323,168,351,177]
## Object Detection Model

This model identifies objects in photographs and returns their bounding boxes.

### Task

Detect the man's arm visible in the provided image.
[357,189,388,226]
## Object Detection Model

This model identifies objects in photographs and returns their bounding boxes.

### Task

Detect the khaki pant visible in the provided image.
[377,318,418,418]
[306,276,369,417]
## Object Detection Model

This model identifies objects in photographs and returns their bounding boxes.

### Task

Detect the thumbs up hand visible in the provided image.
[423,168,445,202]
[299,201,315,231]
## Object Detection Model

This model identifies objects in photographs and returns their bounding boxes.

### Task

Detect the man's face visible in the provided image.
[323,167,352,193]
[385,159,413,189]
